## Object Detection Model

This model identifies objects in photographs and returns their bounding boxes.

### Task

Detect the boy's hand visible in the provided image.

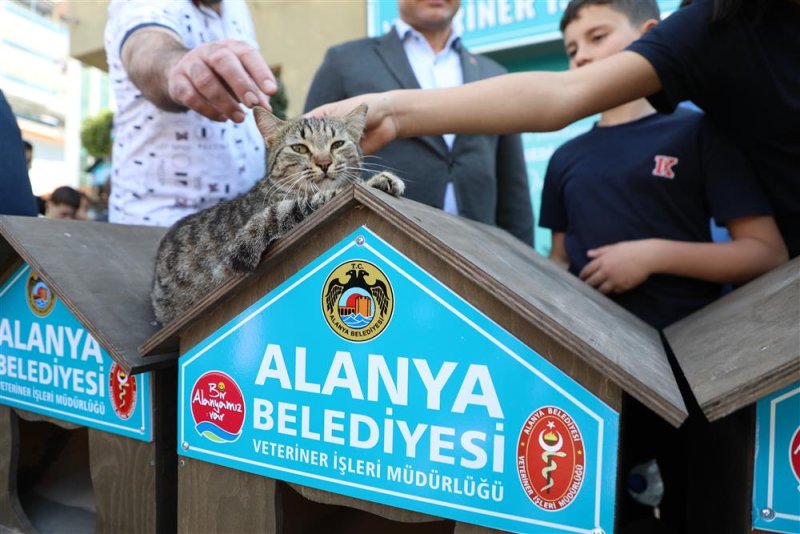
[307,92,398,154]
[579,240,656,294]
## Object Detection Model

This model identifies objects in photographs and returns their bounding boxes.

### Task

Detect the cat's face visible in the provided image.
[254,105,367,193]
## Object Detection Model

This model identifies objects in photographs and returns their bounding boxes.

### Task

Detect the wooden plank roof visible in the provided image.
[0,216,174,374]
[141,184,687,426]
[665,257,800,421]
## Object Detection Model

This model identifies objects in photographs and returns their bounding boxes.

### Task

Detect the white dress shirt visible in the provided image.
[395,19,463,214]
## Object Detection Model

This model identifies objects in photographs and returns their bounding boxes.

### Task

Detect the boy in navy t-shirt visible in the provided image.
[541,0,787,331]
[540,1,788,532]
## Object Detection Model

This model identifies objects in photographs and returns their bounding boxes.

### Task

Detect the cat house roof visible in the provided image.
[0,216,173,374]
[140,184,688,426]
[665,257,800,421]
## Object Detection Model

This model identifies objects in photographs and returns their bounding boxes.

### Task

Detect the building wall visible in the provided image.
[1,1,73,194]
[248,2,365,117]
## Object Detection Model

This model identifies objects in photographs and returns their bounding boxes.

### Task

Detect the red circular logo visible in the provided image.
[190,371,245,443]
[790,426,800,484]
[517,406,585,511]
[109,363,137,420]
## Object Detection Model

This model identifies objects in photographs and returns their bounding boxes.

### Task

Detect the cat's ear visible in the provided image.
[343,104,368,140]
[253,106,284,145]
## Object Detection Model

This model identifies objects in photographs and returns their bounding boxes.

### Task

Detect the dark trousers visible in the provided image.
[618,334,753,534]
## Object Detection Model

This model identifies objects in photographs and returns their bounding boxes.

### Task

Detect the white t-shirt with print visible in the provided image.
[105,0,266,227]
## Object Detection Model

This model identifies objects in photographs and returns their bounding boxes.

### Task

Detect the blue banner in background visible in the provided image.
[0,264,152,441]
[752,381,800,534]
[368,0,681,51]
[179,226,619,533]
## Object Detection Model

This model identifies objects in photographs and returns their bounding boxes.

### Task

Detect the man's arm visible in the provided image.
[494,133,534,245]
[121,27,277,123]
[549,232,569,269]
[303,48,348,113]
[578,216,789,294]
[309,51,661,153]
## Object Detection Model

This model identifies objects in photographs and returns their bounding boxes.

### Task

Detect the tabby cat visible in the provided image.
[151,105,404,324]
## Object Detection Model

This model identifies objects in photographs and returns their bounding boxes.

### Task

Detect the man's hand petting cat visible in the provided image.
[364,171,405,197]
[168,39,278,123]
[122,28,277,123]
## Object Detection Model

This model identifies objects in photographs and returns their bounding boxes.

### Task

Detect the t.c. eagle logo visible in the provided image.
[325,268,390,318]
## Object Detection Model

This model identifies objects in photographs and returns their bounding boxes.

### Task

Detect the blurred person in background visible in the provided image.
[23,140,49,216]
[45,186,90,220]
[22,139,33,170]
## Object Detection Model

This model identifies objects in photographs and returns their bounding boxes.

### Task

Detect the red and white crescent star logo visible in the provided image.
[517,406,585,512]
[652,155,679,179]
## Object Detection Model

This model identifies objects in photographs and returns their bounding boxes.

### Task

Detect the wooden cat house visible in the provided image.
[0,217,177,533]
[141,183,688,534]
[665,258,800,534]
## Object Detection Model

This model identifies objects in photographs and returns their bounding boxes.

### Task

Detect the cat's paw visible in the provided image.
[310,189,338,208]
[365,171,405,197]
[229,240,263,273]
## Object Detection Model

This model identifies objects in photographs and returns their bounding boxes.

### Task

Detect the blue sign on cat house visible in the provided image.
[752,381,800,534]
[0,263,152,441]
[179,227,619,533]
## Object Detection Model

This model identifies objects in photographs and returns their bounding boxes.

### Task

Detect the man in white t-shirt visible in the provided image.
[105,0,277,226]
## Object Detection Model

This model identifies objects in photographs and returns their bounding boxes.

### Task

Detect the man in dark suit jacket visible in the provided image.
[304,0,534,245]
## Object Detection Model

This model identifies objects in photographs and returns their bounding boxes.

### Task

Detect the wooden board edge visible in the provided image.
[703,360,800,421]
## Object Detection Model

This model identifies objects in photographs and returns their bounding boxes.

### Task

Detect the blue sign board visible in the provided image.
[368,0,680,51]
[752,381,800,534]
[0,264,152,441]
[179,227,618,533]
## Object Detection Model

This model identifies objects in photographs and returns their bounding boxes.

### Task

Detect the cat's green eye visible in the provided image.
[331,140,345,150]
[291,144,309,154]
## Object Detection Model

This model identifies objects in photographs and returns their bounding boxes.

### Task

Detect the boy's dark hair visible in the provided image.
[50,186,82,210]
[560,0,661,32]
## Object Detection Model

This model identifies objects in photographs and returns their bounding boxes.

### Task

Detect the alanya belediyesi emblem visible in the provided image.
[322,260,393,342]
[26,272,55,318]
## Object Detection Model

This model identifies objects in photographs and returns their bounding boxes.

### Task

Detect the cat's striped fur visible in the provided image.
[151,105,404,324]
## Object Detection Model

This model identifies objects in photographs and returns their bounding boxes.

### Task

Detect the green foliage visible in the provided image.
[80,109,113,159]
[271,75,289,120]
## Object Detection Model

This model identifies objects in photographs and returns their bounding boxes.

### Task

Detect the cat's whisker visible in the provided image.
[262,170,303,204]
[361,156,402,174]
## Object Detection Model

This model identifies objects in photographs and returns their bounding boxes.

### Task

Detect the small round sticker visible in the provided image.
[190,371,245,443]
